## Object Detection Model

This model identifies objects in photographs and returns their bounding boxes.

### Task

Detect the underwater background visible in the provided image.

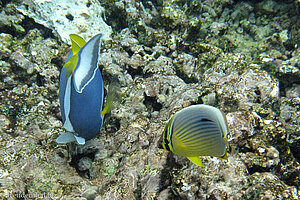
[0,0,300,199]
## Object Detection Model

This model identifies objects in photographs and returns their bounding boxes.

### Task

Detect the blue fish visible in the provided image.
[56,34,108,145]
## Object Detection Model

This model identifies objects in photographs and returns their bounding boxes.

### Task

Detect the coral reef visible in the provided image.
[14,0,112,42]
[0,0,299,199]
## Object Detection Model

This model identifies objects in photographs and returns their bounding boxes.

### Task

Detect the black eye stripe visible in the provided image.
[163,129,170,151]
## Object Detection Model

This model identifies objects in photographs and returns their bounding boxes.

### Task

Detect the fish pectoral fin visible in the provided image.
[74,136,85,145]
[187,156,203,167]
[100,104,110,117]
[101,79,121,117]
[56,132,76,144]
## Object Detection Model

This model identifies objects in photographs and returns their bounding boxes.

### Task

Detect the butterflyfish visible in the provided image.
[56,33,112,145]
[160,104,232,167]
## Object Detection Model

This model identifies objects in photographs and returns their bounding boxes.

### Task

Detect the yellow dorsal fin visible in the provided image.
[70,34,86,55]
[64,54,79,77]
[187,156,203,167]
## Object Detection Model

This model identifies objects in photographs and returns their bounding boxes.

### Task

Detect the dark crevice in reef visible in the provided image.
[0,24,17,37]
[134,181,142,200]
[268,141,300,187]
[123,46,134,57]
[36,73,45,87]
[158,153,176,192]
[19,16,58,40]
[5,111,20,137]
[247,165,271,175]
[51,56,65,71]
[174,67,199,84]
[0,0,13,8]
[140,0,159,8]
[254,87,261,103]
[127,65,144,79]
[100,1,128,33]
[261,62,300,98]
[289,138,300,163]
[143,93,163,112]
[278,73,300,97]
[281,169,300,187]
[157,153,184,199]
[68,142,104,179]
[0,11,59,41]
[69,152,96,179]
[238,144,255,154]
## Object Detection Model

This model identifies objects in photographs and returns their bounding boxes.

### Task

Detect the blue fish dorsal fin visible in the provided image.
[74,136,85,145]
[56,132,76,144]
[70,34,86,55]
[73,33,103,93]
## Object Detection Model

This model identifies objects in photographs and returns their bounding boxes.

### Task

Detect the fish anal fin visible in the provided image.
[187,156,203,167]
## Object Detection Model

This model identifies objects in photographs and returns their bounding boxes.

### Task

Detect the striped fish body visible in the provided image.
[162,105,230,166]
[57,34,104,144]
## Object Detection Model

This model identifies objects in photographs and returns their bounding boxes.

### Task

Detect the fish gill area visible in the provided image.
[0,0,300,199]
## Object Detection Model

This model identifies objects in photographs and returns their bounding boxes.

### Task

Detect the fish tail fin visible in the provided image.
[101,78,121,117]
[56,132,76,144]
[74,136,85,145]
[187,156,203,167]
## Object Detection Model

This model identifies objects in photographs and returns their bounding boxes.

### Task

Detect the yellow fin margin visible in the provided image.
[187,156,203,167]
[70,34,86,55]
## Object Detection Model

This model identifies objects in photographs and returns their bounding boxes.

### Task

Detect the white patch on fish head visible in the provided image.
[73,34,102,93]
